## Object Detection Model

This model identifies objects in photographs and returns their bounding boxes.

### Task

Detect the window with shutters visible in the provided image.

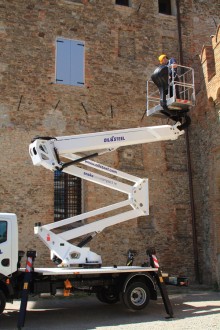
[56,38,85,87]
[54,171,82,223]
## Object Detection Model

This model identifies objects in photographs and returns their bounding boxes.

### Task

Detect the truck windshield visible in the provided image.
[0,221,7,243]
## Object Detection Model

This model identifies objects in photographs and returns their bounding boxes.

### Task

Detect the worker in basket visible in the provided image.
[159,54,179,96]
[151,54,179,112]
[151,54,191,129]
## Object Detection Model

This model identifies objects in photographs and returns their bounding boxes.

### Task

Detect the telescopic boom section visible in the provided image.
[29,123,184,267]
[30,123,183,170]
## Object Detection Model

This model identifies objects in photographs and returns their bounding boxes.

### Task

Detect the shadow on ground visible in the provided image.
[1,287,220,330]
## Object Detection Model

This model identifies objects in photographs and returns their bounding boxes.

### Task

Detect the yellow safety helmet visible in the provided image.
[158,54,167,63]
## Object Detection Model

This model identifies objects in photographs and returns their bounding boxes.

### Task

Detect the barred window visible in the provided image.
[54,171,82,222]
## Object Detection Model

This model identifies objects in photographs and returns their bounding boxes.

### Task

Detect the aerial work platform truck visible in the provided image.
[0,66,195,328]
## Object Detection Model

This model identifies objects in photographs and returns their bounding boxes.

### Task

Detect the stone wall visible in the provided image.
[0,0,219,284]
[190,24,220,286]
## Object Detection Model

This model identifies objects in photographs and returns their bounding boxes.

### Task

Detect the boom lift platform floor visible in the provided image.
[147,95,193,117]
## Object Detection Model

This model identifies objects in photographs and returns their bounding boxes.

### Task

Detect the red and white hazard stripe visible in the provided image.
[25,257,33,273]
[176,99,191,104]
[152,254,159,268]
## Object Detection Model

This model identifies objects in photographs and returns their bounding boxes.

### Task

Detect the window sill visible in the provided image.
[158,12,176,18]
[115,5,133,14]
[63,1,83,5]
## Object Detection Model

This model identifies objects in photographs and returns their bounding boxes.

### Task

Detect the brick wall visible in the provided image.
[190,24,220,286]
[0,0,219,284]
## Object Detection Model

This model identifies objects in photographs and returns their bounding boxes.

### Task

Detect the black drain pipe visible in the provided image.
[176,0,201,283]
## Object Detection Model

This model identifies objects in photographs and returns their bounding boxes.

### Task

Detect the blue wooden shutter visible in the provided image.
[56,38,85,86]
[70,41,84,86]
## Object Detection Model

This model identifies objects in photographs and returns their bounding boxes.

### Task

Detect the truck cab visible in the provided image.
[0,213,18,277]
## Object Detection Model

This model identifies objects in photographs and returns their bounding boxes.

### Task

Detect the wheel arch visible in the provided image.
[122,273,157,300]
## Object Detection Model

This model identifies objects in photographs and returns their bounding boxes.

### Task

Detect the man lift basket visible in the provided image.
[147,64,195,130]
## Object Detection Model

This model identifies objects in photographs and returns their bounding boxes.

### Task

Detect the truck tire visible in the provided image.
[96,287,119,304]
[0,290,6,315]
[122,281,150,311]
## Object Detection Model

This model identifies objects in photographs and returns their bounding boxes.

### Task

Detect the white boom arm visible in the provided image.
[29,123,184,267]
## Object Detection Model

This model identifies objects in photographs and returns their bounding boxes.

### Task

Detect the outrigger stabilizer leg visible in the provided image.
[17,251,36,330]
[147,248,174,318]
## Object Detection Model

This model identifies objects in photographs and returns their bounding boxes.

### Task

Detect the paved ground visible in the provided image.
[1,287,220,330]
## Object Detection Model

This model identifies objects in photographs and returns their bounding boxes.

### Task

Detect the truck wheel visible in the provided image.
[0,290,6,315]
[96,287,119,304]
[122,281,150,311]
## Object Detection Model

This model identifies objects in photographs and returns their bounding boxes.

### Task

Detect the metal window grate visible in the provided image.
[54,171,82,222]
